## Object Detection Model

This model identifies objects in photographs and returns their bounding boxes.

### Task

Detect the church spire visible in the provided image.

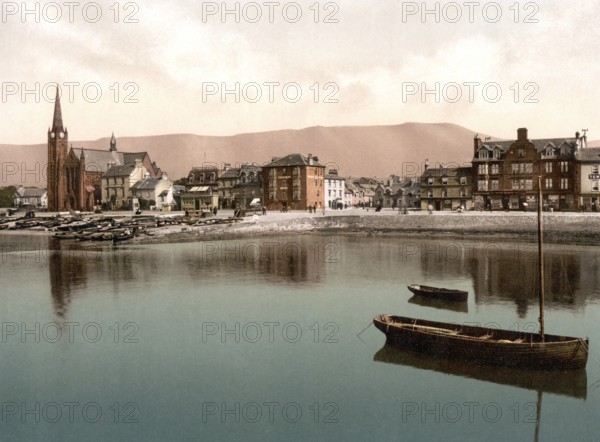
[110,132,117,151]
[52,84,64,132]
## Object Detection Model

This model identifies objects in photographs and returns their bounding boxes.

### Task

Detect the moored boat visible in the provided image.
[407,284,468,302]
[373,314,589,370]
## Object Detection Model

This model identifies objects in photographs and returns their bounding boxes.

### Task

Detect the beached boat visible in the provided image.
[407,284,468,302]
[375,177,589,370]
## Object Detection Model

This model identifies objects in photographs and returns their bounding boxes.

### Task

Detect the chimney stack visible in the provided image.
[473,134,482,156]
[517,128,528,141]
[307,153,313,165]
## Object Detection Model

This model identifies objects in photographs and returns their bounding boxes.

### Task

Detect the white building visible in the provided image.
[324,169,347,209]
[130,173,175,210]
[14,187,47,209]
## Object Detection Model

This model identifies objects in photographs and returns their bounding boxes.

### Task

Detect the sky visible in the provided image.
[1,0,599,144]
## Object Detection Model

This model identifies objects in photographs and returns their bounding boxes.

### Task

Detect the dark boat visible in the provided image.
[373,314,588,370]
[373,344,587,399]
[375,177,589,370]
[407,284,468,302]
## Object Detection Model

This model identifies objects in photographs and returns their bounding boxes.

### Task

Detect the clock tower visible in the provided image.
[47,85,68,211]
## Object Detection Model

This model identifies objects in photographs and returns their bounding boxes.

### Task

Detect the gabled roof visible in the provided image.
[131,178,161,191]
[575,148,600,162]
[104,163,136,178]
[17,188,47,198]
[264,154,323,167]
[71,148,123,172]
[423,167,471,177]
[474,138,578,160]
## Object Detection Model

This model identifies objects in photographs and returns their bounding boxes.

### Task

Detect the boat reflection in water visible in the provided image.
[373,344,587,400]
[407,294,468,314]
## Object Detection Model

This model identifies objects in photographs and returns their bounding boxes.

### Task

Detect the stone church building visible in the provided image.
[47,87,161,211]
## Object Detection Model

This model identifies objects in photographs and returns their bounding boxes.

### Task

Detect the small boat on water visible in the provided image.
[376,177,589,370]
[407,284,468,302]
[373,314,589,370]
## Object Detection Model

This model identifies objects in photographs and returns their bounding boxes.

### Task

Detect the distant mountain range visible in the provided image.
[2,122,498,187]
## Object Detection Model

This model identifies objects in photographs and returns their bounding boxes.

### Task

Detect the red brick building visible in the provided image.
[472,128,579,210]
[262,154,325,211]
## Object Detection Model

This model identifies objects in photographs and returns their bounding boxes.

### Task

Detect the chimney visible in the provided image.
[161,171,168,180]
[581,129,588,149]
[307,153,313,165]
[313,156,319,163]
[424,159,429,172]
[517,128,528,141]
[473,134,482,156]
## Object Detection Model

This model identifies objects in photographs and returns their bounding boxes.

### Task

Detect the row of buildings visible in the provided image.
[43,90,600,213]
[421,128,600,211]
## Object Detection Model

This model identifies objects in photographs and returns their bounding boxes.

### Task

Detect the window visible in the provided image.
[460,176,467,185]
[427,191,433,198]
[478,180,488,191]
[593,181,599,192]
[560,178,569,189]
[441,177,448,185]
[478,164,488,175]
[491,164,499,175]
[460,188,466,197]
[490,180,499,191]
[442,190,447,198]
[479,150,489,159]
[428,177,434,185]
[545,178,553,189]
[518,149,525,158]
[511,164,519,174]
[593,165,599,174]
[560,162,569,173]
[512,179,519,190]
[493,149,501,159]
[545,162,553,173]
[524,163,533,173]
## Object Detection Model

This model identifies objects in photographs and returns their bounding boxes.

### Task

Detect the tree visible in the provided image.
[0,186,16,208]
[174,177,188,186]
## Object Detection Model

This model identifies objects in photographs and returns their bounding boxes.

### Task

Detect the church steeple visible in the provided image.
[110,132,117,151]
[52,85,64,133]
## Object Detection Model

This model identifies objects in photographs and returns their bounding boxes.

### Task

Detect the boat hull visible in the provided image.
[407,284,468,302]
[374,314,588,370]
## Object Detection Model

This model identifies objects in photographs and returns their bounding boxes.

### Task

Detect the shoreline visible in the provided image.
[3,209,600,245]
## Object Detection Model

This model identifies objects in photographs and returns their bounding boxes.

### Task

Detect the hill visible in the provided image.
[0,122,485,186]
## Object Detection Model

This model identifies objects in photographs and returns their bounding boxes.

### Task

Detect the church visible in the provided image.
[47,87,161,211]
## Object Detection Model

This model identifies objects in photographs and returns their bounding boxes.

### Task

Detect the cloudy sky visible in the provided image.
[1,0,599,144]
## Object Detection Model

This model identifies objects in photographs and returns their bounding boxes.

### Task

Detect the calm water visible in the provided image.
[0,233,599,441]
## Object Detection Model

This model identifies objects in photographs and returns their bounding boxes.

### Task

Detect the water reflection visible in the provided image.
[373,344,588,400]
[40,235,600,320]
[407,294,468,313]
[469,245,584,316]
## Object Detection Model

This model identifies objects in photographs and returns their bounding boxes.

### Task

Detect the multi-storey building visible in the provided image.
[575,144,600,211]
[180,166,220,212]
[324,169,346,209]
[102,159,149,210]
[217,164,262,209]
[262,154,325,211]
[472,128,579,210]
[420,167,473,211]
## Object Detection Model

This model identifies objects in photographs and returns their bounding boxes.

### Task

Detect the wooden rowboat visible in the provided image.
[407,284,468,302]
[373,314,589,370]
